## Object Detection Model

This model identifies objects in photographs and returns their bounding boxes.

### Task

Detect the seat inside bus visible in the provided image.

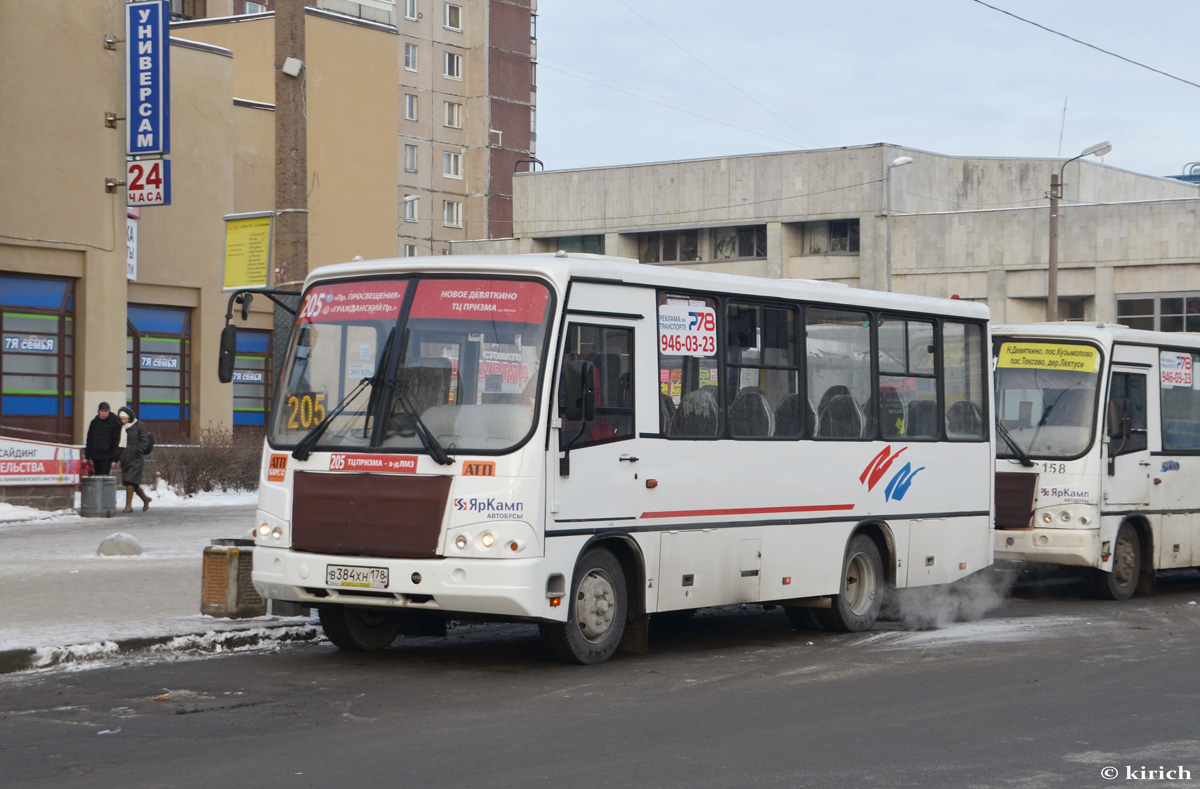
[670,387,720,437]
[816,385,863,438]
[946,399,983,438]
[729,387,775,437]
[905,399,939,438]
[773,393,808,438]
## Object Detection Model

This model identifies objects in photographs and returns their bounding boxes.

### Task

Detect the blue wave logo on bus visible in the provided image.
[860,446,924,502]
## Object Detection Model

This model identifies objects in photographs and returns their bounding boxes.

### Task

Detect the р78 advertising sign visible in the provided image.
[126,0,171,156]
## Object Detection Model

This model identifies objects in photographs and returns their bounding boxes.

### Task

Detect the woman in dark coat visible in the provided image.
[117,406,152,512]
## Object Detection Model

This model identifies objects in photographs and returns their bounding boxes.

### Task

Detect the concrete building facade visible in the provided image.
[457,144,1200,328]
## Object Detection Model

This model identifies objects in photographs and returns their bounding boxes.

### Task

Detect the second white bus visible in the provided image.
[994,323,1200,599]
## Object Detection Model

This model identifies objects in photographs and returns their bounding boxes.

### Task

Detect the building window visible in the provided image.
[442,151,462,178]
[405,0,416,21]
[404,43,418,72]
[711,225,766,260]
[127,305,191,443]
[404,144,417,173]
[243,1,266,14]
[0,274,75,443]
[404,195,418,222]
[405,244,417,257]
[169,0,207,21]
[557,235,604,255]
[530,13,537,41]
[443,3,461,30]
[640,230,699,264]
[800,219,859,255]
[444,101,462,129]
[231,329,271,434]
[530,105,536,142]
[443,52,462,79]
[443,200,462,228]
[405,94,417,121]
[531,60,537,88]
[1118,294,1200,332]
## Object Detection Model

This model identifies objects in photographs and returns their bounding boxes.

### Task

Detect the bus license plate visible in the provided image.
[326,564,389,589]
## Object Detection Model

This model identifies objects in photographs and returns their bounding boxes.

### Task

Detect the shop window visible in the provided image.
[232,330,272,435]
[127,305,190,442]
[0,275,74,442]
[557,235,604,255]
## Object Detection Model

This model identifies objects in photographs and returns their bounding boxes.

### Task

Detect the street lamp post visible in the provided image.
[885,156,914,292]
[1047,140,1112,321]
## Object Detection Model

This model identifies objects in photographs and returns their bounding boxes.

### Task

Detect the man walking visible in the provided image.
[84,401,121,475]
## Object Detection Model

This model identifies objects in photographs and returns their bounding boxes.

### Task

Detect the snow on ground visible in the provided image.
[0,479,257,525]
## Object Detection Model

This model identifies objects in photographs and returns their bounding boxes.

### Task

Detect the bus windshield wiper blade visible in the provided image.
[292,375,374,461]
[996,418,1035,467]
[395,389,454,465]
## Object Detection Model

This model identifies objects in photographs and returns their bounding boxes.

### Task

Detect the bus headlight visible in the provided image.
[1059,511,1072,523]
[258,523,271,538]
[1041,512,1054,524]
[480,532,496,548]
[455,534,468,550]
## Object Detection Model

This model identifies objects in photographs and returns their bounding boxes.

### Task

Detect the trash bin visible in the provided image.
[79,475,118,518]
[201,538,267,618]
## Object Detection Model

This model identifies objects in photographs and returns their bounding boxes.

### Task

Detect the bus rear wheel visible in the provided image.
[318,604,403,651]
[540,548,627,665]
[1091,523,1141,601]
[820,534,884,632]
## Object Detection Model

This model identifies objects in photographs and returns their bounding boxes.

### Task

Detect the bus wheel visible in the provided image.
[823,534,884,632]
[1091,524,1141,601]
[540,548,627,665]
[318,605,403,651]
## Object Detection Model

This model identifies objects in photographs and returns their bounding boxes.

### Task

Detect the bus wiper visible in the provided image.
[394,389,454,465]
[997,418,1035,467]
[292,375,375,461]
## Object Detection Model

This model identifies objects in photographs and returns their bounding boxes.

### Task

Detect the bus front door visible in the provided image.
[551,321,642,524]
[1105,369,1151,507]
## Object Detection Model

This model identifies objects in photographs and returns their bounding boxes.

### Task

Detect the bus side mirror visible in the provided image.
[560,360,596,422]
[218,324,238,384]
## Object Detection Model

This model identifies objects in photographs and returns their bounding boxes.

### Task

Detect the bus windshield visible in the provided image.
[270,276,553,455]
[994,339,1101,459]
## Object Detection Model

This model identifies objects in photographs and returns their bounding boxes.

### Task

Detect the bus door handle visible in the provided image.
[1139,460,1152,466]
[619,454,639,463]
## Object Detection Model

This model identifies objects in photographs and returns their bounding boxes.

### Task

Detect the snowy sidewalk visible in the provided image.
[0,483,317,673]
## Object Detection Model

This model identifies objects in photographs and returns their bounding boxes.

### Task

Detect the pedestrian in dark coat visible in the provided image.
[117,406,152,512]
[84,401,121,475]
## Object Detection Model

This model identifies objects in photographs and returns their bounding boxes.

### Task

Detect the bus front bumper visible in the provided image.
[993,527,1100,568]
[251,546,566,622]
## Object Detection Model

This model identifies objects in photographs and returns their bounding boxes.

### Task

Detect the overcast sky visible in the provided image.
[533,0,1200,180]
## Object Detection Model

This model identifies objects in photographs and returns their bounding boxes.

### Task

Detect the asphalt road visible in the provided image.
[3,574,1200,789]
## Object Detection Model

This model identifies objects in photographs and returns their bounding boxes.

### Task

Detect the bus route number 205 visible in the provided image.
[286,392,328,430]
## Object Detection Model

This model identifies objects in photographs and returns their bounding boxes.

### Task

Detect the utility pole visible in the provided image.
[275,0,308,285]
[273,1,307,382]
[1047,172,1060,322]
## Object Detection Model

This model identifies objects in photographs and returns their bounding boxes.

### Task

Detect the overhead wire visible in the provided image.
[970,0,1200,91]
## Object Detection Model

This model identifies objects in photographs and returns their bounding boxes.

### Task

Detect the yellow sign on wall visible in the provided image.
[223,212,273,291]
[997,342,1100,373]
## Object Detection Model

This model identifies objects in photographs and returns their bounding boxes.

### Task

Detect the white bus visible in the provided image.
[994,323,1200,599]
[221,254,993,664]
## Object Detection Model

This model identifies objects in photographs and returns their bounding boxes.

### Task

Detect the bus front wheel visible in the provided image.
[821,534,884,632]
[318,604,403,651]
[540,548,628,665]
[1091,523,1141,601]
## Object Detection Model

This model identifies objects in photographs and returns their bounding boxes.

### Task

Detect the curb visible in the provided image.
[0,624,321,676]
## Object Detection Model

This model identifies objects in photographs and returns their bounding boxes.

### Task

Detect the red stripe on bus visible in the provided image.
[639,503,856,519]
